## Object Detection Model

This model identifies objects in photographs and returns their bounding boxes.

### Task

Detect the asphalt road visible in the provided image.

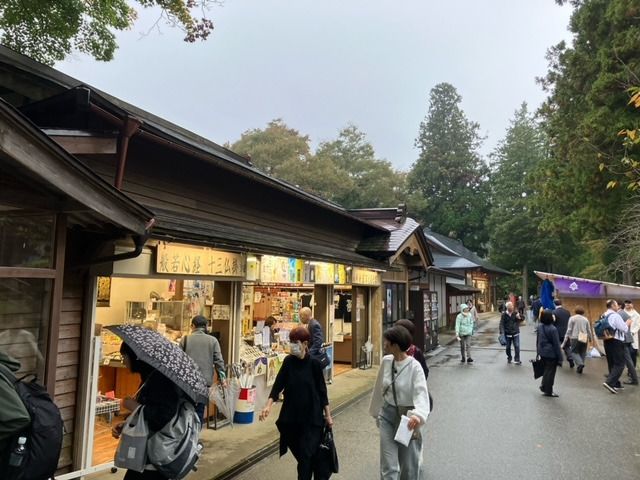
[233,317,640,479]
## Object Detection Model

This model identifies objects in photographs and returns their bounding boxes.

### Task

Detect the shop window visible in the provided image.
[0,277,51,379]
[0,212,55,268]
[383,283,406,329]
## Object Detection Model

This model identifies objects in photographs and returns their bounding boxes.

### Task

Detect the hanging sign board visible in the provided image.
[352,268,381,286]
[156,243,246,277]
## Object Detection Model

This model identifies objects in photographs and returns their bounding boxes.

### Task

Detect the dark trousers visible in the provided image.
[285,426,329,480]
[505,334,520,361]
[540,357,558,395]
[569,339,587,367]
[124,470,167,480]
[605,339,626,388]
[630,345,638,368]
[624,344,638,383]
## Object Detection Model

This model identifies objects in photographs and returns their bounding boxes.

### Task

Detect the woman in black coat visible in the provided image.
[537,309,563,397]
[259,326,333,480]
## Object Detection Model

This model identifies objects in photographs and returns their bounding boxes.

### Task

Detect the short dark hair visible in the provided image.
[289,326,311,344]
[606,299,617,309]
[553,299,562,306]
[624,300,632,305]
[191,315,208,329]
[384,326,412,351]
[265,316,277,328]
[395,319,415,336]
[120,342,152,375]
[540,309,555,325]
[574,306,585,315]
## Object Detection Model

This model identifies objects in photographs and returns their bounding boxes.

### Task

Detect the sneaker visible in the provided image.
[577,365,584,374]
[623,380,639,385]
[603,382,618,394]
[466,358,474,363]
[568,360,575,369]
[514,360,522,365]
[507,359,512,364]
[460,358,466,363]
[542,392,559,397]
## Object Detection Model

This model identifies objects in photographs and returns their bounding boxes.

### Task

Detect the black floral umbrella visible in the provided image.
[106,324,209,404]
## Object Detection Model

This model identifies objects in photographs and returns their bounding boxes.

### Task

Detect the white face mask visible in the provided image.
[290,342,304,358]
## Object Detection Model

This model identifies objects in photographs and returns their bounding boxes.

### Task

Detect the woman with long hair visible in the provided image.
[537,309,563,397]
[259,326,333,479]
[369,326,430,479]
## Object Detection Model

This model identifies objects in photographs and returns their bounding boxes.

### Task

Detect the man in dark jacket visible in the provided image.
[552,299,573,367]
[300,307,324,357]
[499,302,522,364]
[0,351,30,455]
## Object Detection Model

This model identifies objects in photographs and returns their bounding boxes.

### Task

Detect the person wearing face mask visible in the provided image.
[259,326,333,479]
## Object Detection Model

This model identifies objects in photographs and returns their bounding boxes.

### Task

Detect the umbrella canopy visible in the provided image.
[210,382,239,427]
[106,325,209,404]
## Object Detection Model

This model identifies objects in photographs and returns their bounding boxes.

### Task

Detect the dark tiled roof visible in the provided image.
[425,228,510,275]
[357,217,422,253]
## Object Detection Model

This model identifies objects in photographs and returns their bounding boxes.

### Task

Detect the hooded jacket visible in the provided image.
[455,305,475,336]
[0,351,31,451]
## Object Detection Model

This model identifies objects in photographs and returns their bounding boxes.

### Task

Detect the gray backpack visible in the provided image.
[147,398,201,479]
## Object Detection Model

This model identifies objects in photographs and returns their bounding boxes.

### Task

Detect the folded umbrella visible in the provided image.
[106,325,209,404]
[210,381,239,426]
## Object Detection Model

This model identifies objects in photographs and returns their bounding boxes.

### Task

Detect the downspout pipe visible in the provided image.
[76,218,156,268]
[114,116,141,190]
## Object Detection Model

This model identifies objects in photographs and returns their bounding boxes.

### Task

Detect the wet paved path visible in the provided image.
[233,316,640,479]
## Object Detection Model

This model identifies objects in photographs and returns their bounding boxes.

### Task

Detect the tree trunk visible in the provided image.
[522,263,528,310]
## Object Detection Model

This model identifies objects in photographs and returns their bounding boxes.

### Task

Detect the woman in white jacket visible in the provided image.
[369,326,430,480]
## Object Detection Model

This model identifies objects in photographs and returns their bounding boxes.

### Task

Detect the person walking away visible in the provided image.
[180,315,226,424]
[259,327,333,480]
[562,306,591,374]
[499,302,522,364]
[552,299,573,368]
[112,342,182,480]
[537,309,563,397]
[0,351,30,462]
[395,319,429,379]
[455,304,475,363]
[300,307,325,362]
[618,300,639,386]
[369,326,430,480]
[602,300,630,394]
[467,299,479,326]
[624,300,640,371]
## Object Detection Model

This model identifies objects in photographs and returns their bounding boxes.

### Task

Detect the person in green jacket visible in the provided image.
[456,304,475,364]
[0,350,30,454]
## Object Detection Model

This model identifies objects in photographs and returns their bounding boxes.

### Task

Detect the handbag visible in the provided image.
[577,331,588,343]
[498,334,507,346]
[530,358,544,379]
[317,426,339,474]
[114,405,149,473]
[312,347,330,369]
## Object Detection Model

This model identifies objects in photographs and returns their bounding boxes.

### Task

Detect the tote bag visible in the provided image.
[114,405,148,472]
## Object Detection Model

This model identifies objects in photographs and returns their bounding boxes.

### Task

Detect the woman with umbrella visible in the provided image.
[259,326,334,479]
[109,325,209,480]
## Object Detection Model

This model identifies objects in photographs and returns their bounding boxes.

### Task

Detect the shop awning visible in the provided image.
[534,271,640,299]
[151,210,389,270]
[447,282,482,294]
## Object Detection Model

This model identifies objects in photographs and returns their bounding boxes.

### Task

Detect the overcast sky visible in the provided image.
[57,0,573,171]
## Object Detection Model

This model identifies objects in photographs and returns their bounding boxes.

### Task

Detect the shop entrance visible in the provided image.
[332,286,353,373]
[88,276,235,468]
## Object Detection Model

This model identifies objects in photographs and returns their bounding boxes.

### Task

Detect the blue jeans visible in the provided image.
[505,334,520,362]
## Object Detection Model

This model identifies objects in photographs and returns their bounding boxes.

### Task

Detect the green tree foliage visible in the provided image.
[231,119,312,176]
[231,121,406,209]
[487,103,571,287]
[0,0,217,65]
[313,125,407,208]
[537,0,640,278]
[408,83,490,254]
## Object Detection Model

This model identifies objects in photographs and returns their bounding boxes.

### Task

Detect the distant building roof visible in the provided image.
[424,228,510,275]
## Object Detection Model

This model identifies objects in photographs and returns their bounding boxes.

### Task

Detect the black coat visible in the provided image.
[552,307,571,340]
[500,311,520,336]
[537,324,563,362]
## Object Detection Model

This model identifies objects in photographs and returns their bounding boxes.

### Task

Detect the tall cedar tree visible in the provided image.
[487,103,572,290]
[409,83,490,255]
[536,0,640,278]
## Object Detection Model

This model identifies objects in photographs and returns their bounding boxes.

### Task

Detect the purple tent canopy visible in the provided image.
[554,278,603,297]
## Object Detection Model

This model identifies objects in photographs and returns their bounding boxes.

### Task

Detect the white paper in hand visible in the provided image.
[394,415,413,447]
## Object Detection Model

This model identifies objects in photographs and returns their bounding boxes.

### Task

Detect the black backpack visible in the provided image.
[0,366,64,480]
